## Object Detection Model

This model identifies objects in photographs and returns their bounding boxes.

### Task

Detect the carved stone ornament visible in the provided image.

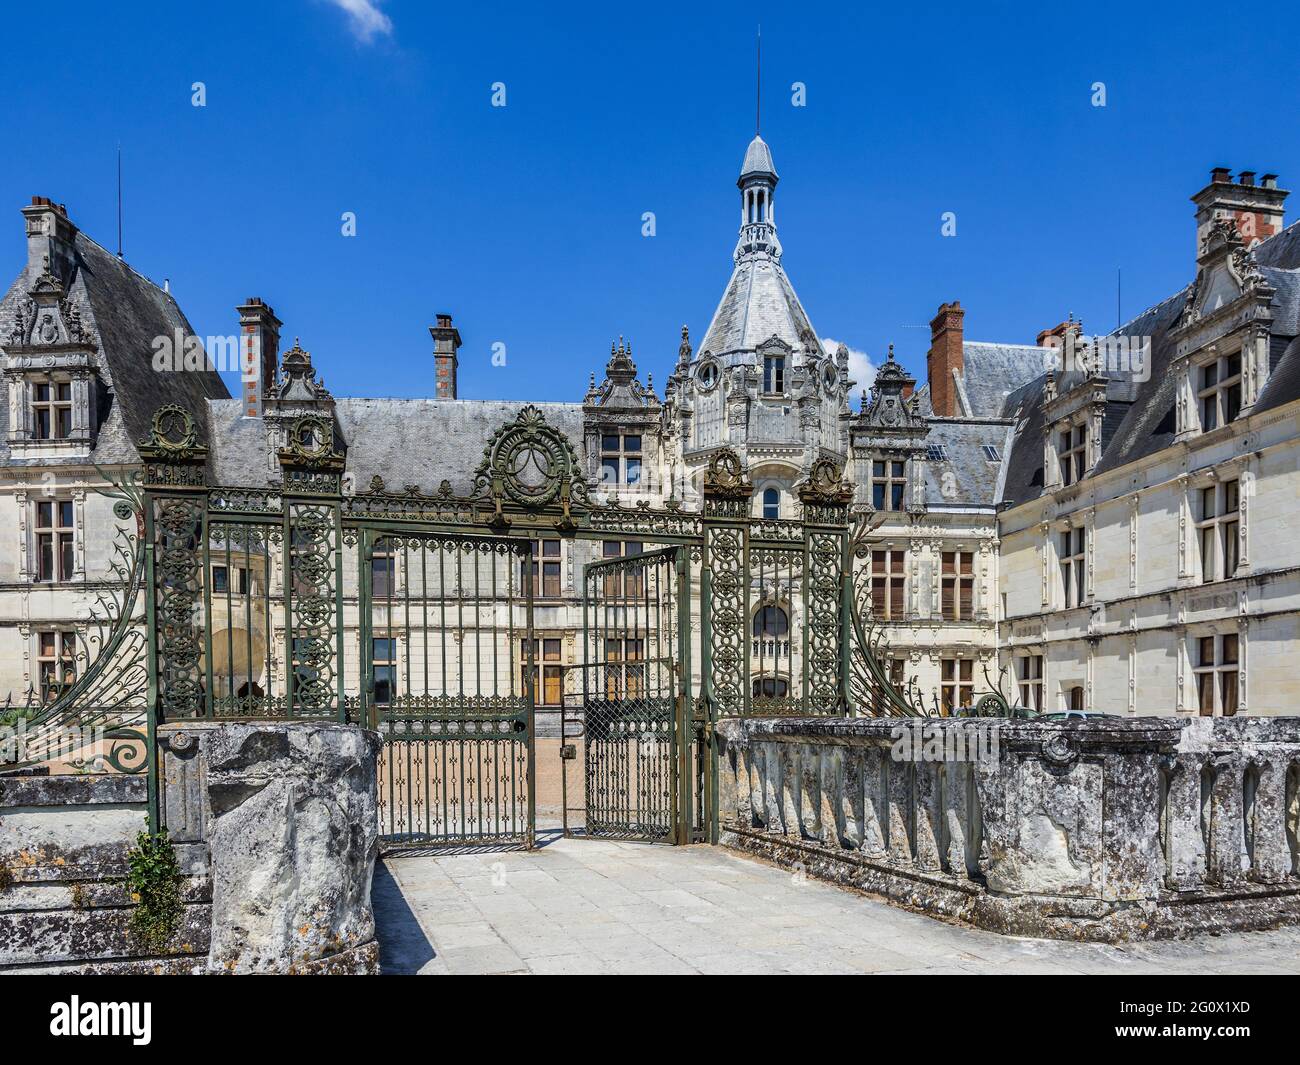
[702,448,753,500]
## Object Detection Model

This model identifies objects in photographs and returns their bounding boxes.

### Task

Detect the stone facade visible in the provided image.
[2,145,1299,719]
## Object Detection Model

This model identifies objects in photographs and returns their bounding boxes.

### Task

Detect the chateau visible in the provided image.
[3,135,1298,717]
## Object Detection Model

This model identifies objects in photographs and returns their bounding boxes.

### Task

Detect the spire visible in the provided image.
[756,24,762,135]
[736,133,780,262]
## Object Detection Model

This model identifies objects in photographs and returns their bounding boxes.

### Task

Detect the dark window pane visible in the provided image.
[623,435,641,453]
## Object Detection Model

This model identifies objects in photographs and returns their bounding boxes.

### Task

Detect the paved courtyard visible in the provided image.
[373,834,1300,975]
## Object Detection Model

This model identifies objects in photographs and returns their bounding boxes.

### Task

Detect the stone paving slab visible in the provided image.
[373,834,1300,975]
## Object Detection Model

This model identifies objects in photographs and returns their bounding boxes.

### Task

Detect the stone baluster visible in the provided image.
[861,746,889,858]
[913,761,943,872]
[1207,754,1248,888]
[886,760,914,864]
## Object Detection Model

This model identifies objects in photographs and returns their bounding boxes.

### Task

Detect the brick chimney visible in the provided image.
[237,298,282,404]
[1192,168,1288,256]
[431,313,462,400]
[927,301,964,417]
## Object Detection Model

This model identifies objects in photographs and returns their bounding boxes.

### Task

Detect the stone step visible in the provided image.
[0,900,211,969]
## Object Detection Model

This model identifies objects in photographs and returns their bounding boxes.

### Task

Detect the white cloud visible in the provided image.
[325,0,393,42]
[821,337,877,409]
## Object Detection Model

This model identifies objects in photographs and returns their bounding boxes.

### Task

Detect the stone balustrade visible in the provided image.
[714,715,1300,940]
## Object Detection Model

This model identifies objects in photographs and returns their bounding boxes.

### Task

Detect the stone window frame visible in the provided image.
[1194,478,1240,583]
[599,431,644,487]
[1191,628,1241,717]
[29,373,74,441]
[939,549,974,621]
[33,496,76,583]
[761,353,787,396]
[35,628,78,701]
[868,547,907,621]
[1058,523,1088,609]
[1056,419,1088,486]
[940,657,974,712]
[520,635,565,707]
[1194,347,1243,433]
[869,456,908,512]
[1016,651,1044,713]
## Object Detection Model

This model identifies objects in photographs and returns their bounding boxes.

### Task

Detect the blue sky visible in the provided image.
[2,1,1297,404]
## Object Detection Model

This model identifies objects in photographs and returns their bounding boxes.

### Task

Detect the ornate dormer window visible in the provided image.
[1196,349,1242,431]
[850,345,927,516]
[4,256,100,460]
[762,353,786,394]
[871,459,907,511]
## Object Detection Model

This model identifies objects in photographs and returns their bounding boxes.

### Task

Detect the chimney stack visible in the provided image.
[927,301,964,417]
[431,313,462,399]
[1192,168,1288,255]
[22,196,77,280]
[237,298,282,408]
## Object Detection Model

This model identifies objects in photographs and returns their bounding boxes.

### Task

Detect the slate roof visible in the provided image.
[698,256,822,363]
[207,398,586,493]
[921,419,1015,507]
[0,227,229,466]
[998,219,1300,507]
[740,135,777,180]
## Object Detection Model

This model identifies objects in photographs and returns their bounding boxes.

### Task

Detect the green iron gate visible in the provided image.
[360,529,536,848]
[577,545,693,843]
[136,403,865,849]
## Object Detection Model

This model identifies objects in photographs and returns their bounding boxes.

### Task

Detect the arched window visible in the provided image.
[762,487,780,520]
[1069,686,1085,712]
[753,605,789,638]
[753,676,789,698]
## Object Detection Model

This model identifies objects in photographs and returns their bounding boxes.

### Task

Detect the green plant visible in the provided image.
[0,864,13,892]
[125,830,182,952]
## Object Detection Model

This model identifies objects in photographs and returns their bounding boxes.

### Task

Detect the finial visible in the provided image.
[756,24,762,135]
[887,343,895,362]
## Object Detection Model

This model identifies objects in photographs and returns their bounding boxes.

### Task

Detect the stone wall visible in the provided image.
[715,715,1300,941]
[1,720,382,973]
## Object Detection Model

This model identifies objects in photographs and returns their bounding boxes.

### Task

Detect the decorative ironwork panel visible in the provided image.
[366,532,534,847]
[152,494,207,720]
[286,501,341,717]
[207,518,281,717]
[579,546,682,842]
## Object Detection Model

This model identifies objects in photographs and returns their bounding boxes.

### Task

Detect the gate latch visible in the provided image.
[560,744,577,760]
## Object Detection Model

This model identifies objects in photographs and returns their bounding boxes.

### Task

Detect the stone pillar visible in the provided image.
[201,722,381,974]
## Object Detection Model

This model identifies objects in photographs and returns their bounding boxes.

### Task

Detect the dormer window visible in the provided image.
[1058,424,1088,486]
[762,355,786,394]
[871,459,907,511]
[1198,352,1242,431]
[31,377,72,440]
[600,433,642,485]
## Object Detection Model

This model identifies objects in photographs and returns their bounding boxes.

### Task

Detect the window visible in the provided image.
[752,604,790,659]
[761,487,780,520]
[601,540,644,598]
[763,355,786,394]
[752,676,789,698]
[1059,527,1087,608]
[521,638,563,706]
[925,444,948,462]
[981,444,1001,462]
[524,539,562,598]
[869,549,906,620]
[1195,633,1239,717]
[35,500,74,582]
[1197,352,1242,432]
[370,547,395,598]
[371,638,396,704]
[1058,424,1088,486]
[888,658,906,688]
[211,565,249,595]
[1018,654,1043,712]
[37,631,76,701]
[1197,480,1240,582]
[1068,686,1085,712]
[871,460,907,511]
[604,637,644,699]
[941,659,974,713]
[600,433,643,485]
[941,551,974,621]
[31,378,72,441]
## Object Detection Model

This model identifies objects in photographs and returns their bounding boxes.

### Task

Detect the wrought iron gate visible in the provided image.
[578,546,692,843]
[361,529,535,848]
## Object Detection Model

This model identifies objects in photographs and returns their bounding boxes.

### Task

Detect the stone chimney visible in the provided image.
[431,313,462,400]
[237,298,282,401]
[927,301,964,417]
[21,196,77,281]
[1192,168,1288,256]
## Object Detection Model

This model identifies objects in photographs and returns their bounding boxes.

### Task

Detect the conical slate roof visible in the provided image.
[740,135,777,180]
[699,255,822,360]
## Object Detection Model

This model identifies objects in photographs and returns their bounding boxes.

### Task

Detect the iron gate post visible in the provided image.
[796,459,856,716]
[700,449,753,723]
